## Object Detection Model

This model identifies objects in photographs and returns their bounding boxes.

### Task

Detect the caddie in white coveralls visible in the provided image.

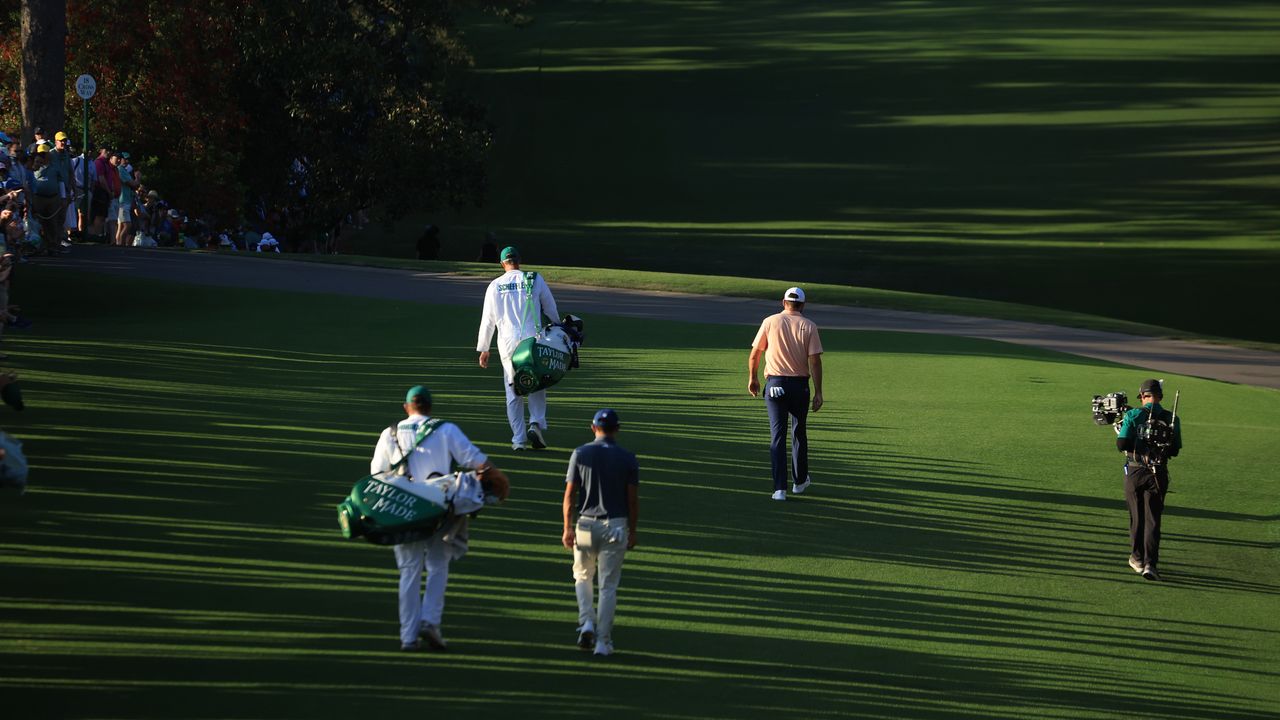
[476,245,560,450]
[370,385,493,651]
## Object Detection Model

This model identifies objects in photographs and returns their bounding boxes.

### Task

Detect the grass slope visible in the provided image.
[354,0,1280,343]
[231,249,1280,351]
[1,268,1277,719]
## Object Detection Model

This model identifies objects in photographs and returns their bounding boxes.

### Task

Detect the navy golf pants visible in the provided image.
[765,376,809,492]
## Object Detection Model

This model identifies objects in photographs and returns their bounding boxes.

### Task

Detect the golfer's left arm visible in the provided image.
[446,425,490,473]
[538,275,560,325]
[626,482,639,550]
[810,353,823,412]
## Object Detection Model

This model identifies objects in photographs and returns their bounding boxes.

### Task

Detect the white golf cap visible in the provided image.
[784,286,806,303]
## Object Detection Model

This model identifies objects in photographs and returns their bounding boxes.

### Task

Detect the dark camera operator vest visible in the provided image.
[1128,405,1177,468]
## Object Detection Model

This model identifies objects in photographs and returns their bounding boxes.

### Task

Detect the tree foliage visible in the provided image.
[0,0,530,226]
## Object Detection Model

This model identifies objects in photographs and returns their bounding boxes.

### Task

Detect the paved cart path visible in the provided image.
[52,246,1279,389]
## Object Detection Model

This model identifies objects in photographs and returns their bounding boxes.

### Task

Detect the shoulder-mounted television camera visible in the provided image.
[1091,388,1181,467]
[1091,392,1130,429]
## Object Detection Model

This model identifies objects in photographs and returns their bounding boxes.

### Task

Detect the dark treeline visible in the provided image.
[1,0,532,235]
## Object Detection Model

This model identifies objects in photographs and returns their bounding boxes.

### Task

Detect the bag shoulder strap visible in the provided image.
[388,418,446,475]
[522,271,540,332]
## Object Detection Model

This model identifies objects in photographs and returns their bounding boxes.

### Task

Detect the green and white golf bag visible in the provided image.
[509,314,584,396]
[336,419,496,545]
[337,472,451,545]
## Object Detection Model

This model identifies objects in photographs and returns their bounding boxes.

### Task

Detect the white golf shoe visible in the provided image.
[792,475,811,494]
[770,490,786,501]
[528,423,548,449]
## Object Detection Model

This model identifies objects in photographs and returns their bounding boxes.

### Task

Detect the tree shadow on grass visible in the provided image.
[6,286,1276,718]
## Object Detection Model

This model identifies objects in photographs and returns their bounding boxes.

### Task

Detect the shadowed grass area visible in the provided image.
[1,269,1277,719]
[338,0,1280,343]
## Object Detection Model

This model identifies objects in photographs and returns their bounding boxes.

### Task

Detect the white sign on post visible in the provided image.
[75,74,97,101]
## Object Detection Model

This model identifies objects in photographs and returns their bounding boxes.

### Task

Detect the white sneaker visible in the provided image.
[792,475,811,494]
[576,623,595,650]
[771,490,786,501]
[528,423,547,449]
[593,640,613,657]
[512,442,527,451]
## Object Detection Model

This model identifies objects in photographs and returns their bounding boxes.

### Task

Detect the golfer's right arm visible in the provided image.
[477,284,497,367]
[369,428,394,475]
[561,482,577,549]
[562,452,581,549]
[747,345,764,397]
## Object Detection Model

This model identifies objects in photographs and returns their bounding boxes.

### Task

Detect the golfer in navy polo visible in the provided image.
[561,408,639,657]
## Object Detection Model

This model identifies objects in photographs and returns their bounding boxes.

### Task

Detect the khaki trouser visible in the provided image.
[573,516,628,645]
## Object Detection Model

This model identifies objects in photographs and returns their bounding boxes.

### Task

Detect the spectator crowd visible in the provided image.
[2,124,372,259]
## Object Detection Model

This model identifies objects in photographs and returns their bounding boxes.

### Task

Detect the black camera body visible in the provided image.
[1092,392,1130,428]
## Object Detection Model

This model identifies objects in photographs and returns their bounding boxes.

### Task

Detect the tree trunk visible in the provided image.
[20,0,67,144]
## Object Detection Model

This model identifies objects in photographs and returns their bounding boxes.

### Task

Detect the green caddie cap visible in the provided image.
[499,246,519,263]
[404,385,432,405]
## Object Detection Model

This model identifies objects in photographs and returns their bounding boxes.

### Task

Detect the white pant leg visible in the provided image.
[393,540,428,645]
[574,578,595,628]
[594,521,628,645]
[572,520,598,626]
[528,388,547,430]
[419,535,452,627]
[501,359,527,445]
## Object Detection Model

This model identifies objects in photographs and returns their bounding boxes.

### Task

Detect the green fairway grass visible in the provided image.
[230,249,1280,351]
[2,267,1277,719]
[348,0,1280,344]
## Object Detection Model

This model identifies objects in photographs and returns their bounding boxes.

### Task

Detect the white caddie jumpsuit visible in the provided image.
[476,269,560,446]
[370,415,488,646]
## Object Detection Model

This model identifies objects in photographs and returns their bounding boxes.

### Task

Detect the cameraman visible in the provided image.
[1116,378,1182,581]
